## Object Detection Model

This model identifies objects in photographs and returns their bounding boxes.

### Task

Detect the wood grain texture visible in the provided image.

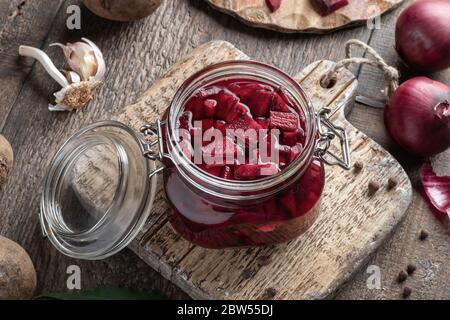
[0,0,448,299]
[116,41,412,299]
[206,0,404,33]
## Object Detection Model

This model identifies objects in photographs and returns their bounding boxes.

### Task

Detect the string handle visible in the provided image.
[321,39,400,97]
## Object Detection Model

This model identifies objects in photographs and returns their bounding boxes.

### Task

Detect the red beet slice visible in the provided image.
[229,83,275,117]
[266,0,282,12]
[235,163,280,180]
[178,111,193,130]
[289,143,304,163]
[227,113,263,132]
[198,164,222,177]
[203,99,217,118]
[269,111,299,131]
[313,0,349,16]
[271,92,291,113]
[214,120,227,135]
[221,166,233,179]
[197,118,214,132]
[215,91,245,123]
[255,117,269,129]
[282,130,298,146]
[421,163,450,218]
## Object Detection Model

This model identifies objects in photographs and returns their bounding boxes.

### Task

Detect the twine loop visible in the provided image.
[321,39,399,97]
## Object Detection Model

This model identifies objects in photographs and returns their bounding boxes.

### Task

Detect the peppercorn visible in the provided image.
[402,286,412,299]
[241,269,253,280]
[387,177,398,190]
[419,230,429,240]
[368,180,380,196]
[406,264,416,275]
[256,256,271,266]
[353,161,364,173]
[266,288,277,299]
[397,270,408,283]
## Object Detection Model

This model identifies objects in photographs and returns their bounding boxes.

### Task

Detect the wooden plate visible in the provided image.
[206,0,404,33]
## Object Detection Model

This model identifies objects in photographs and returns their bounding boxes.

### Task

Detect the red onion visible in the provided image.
[421,163,450,219]
[395,0,450,72]
[384,77,450,157]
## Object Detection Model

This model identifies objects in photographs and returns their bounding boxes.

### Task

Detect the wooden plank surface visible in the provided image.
[0,0,448,299]
[118,42,412,299]
[206,0,404,34]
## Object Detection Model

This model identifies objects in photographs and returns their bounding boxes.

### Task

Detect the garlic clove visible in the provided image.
[81,38,106,81]
[50,40,102,82]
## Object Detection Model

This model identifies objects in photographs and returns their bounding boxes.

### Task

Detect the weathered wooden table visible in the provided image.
[0,0,448,299]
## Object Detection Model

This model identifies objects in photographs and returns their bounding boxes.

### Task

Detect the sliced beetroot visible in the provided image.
[255,117,269,129]
[179,78,308,182]
[221,165,233,179]
[271,92,291,113]
[313,0,349,16]
[289,143,304,163]
[195,86,222,99]
[282,130,298,146]
[178,111,193,130]
[198,164,222,177]
[266,0,282,12]
[184,96,205,120]
[421,163,450,218]
[214,120,227,135]
[269,111,299,131]
[226,113,263,132]
[203,99,217,118]
[215,91,245,123]
[235,163,280,180]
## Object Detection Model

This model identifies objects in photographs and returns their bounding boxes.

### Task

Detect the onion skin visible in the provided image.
[384,77,450,157]
[395,0,450,72]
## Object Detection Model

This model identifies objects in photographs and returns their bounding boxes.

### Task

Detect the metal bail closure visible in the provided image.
[140,119,171,179]
[315,108,352,170]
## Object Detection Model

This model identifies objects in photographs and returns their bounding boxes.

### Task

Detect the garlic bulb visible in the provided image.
[18,38,106,112]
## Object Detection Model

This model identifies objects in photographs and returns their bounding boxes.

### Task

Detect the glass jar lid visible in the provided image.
[40,121,157,260]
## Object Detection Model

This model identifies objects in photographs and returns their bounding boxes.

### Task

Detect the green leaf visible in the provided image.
[37,287,167,300]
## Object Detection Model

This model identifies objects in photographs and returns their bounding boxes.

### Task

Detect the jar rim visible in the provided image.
[166,60,317,199]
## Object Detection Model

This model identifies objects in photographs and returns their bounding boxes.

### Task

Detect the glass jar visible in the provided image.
[40,61,351,259]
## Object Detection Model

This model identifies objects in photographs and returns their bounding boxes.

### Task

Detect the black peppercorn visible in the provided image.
[419,230,429,240]
[397,270,408,283]
[406,264,416,275]
[266,288,277,299]
[387,177,398,190]
[402,286,412,299]
[368,180,380,196]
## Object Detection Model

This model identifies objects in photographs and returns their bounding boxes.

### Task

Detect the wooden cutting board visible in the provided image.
[117,40,412,299]
[206,0,404,33]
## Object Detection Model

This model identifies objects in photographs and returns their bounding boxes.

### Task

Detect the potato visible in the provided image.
[82,0,163,21]
[0,135,13,187]
[0,236,37,299]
